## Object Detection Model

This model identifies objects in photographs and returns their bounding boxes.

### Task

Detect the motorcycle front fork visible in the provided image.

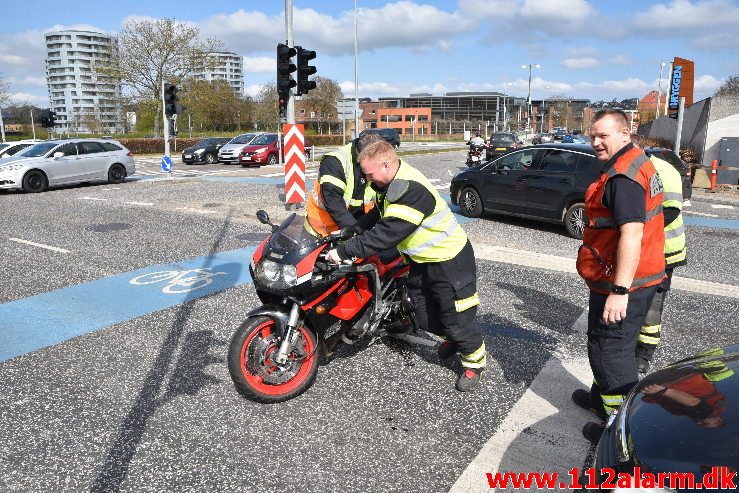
[274,302,301,364]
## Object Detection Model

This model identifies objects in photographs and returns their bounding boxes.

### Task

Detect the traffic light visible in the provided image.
[38,109,54,128]
[164,83,179,115]
[48,110,57,128]
[277,43,297,118]
[296,46,317,96]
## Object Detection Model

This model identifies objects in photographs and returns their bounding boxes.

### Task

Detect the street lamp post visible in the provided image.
[522,63,540,134]
[656,61,666,118]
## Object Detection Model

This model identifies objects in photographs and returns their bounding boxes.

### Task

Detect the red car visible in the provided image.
[239,133,282,167]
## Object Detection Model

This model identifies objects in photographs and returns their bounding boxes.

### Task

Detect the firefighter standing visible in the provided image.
[305,133,381,237]
[572,109,666,442]
[635,153,687,374]
[325,140,486,392]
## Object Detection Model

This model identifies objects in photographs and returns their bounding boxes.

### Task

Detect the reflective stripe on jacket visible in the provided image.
[651,155,687,267]
[305,144,374,236]
[380,161,467,263]
[576,146,666,294]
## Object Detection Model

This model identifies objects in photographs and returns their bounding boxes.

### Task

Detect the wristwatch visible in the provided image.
[611,285,629,295]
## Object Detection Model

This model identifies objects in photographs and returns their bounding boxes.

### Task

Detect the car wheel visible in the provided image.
[108,164,126,184]
[564,202,585,240]
[267,154,278,166]
[204,153,216,164]
[458,187,483,218]
[22,170,47,193]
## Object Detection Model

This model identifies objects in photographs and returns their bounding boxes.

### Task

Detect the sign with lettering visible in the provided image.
[667,57,694,119]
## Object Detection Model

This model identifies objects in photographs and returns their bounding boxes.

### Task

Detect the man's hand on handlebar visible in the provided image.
[325,249,343,264]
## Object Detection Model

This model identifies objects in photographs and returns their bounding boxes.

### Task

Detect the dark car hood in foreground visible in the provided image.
[627,345,739,475]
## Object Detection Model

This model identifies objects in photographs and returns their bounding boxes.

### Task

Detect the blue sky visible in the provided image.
[1,0,738,107]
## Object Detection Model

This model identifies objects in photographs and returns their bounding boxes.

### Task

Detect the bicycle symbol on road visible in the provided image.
[129,268,227,294]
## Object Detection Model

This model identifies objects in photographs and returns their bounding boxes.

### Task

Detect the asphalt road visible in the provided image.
[0,150,737,492]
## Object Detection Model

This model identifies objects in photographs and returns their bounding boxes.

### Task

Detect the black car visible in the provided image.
[594,345,739,489]
[181,138,231,165]
[450,143,693,239]
[359,128,400,149]
[485,132,523,161]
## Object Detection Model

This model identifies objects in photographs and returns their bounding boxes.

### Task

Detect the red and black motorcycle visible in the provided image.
[228,210,414,403]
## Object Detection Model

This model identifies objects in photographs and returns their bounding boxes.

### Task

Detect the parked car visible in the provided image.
[0,139,134,193]
[238,133,281,167]
[450,143,691,239]
[643,146,693,201]
[486,132,524,161]
[181,137,230,165]
[359,128,401,149]
[562,134,587,144]
[0,140,43,159]
[593,344,739,489]
[532,133,554,145]
[218,133,263,164]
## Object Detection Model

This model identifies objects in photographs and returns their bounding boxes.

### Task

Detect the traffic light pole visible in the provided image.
[285,0,295,125]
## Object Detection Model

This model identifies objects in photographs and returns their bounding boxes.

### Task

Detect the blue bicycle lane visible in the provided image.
[0,247,256,363]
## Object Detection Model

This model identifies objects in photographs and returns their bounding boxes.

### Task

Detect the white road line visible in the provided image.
[711,204,735,209]
[175,207,219,214]
[260,173,283,177]
[429,178,441,182]
[124,201,154,206]
[473,243,739,299]
[78,196,108,201]
[683,211,719,217]
[101,188,121,191]
[450,311,592,493]
[435,183,451,189]
[8,238,71,254]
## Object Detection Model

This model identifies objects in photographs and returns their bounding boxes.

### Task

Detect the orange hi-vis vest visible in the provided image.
[576,146,666,294]
[305,144,374,237]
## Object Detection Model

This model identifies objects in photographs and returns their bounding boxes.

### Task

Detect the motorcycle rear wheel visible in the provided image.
[228,316,319,403]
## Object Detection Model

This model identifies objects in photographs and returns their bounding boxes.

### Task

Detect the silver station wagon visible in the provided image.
[0,139,135,193]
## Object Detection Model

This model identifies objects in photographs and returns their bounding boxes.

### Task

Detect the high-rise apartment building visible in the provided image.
[193,52,244,95]
[45,29,123,133]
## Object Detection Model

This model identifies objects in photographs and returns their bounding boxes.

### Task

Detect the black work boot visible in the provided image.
[456,368,483,392]
[572,389,608,421]
[582,422,605,444]
[437,340,458,359]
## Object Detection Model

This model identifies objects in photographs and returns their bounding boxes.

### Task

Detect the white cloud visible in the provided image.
[244,57,274,74]
[521,0,594,22]
[8,91,48,106]
[244,84,266,98]
[632,0,739,30]
[562,57,600,69]
[408,83,449,95]
[0,54,26,65]
[609,55,632,65]
[340,80,403,98]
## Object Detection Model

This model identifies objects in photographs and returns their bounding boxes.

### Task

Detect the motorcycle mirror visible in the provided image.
[256,210,272,225]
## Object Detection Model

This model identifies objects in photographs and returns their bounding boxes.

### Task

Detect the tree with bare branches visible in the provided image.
[101,17,223,135]
[300,76,343,133]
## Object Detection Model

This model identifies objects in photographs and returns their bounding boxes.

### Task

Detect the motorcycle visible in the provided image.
[466,142,486,166]
[228,210,416,403]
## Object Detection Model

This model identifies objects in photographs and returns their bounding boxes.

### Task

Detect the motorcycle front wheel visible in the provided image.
[228,316,319,403]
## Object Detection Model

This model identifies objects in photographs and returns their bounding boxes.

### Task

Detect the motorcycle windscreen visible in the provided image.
[269,214,320,251]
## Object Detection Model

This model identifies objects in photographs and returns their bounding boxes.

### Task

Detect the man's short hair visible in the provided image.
[593,108,629,129]
[355,132,382,153]
[357,139,395,164]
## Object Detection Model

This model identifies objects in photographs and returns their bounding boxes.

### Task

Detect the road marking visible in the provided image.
[450,310,592,493]
[101,187,121,191]
[125,201,154,206]
[473,243,739,299]
[711,204,734,209]
[683,211,718,217]
[175,207,220,214]
[0,247,256,362]
[435,182,451,189]
[8,238,71,254]
[78,196,108,201]
[429,178,441,182]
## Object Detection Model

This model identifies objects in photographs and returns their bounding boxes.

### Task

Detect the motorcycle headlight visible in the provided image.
[282,264,297,286]
[261,260,280,281]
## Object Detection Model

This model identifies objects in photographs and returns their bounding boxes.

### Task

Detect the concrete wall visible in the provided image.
[638,95,739,165]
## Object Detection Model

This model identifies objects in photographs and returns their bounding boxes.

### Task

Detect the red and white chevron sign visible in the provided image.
[283,123,305,204]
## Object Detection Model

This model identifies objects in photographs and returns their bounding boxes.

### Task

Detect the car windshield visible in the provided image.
[230,133,257,145]
[490,134,514,145]
[196,139,214,147]
[268,214,319,251]
[251,134,276,145]
[20,142,58,157]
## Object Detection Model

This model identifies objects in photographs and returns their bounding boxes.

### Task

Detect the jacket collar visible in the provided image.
[602,142,634,172]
